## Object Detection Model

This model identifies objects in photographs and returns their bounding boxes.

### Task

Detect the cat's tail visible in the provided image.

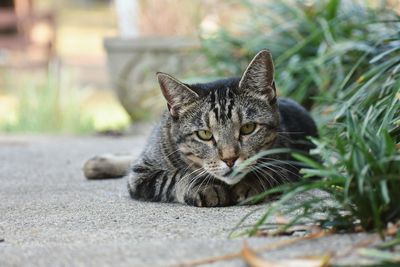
[83,153,133,179]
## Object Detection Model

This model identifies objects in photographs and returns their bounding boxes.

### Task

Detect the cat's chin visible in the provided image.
[215,175,243,185]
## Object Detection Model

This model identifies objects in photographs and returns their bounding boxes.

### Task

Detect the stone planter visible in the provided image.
[104,37,201,121]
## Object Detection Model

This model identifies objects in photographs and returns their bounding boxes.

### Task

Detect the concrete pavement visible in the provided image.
[0,135,382,266]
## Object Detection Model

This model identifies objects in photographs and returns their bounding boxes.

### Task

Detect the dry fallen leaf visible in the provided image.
[276,256,330,267]
[175,230,332,267]
[242,241,273,267]
[241,241,330,267]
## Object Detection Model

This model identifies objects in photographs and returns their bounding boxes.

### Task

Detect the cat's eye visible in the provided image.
[196,130,213,141]
[240,122,257,135]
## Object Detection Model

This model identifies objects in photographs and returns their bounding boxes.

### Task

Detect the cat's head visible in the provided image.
[157,50,279,185]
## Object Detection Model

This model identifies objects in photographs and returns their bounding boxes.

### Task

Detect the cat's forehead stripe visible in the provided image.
[207,87,237,124]
[226,87,234,119]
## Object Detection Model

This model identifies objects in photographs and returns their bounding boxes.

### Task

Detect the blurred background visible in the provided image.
[0,0,399,135]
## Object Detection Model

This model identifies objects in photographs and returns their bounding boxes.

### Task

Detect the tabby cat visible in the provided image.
[83,50,317,207]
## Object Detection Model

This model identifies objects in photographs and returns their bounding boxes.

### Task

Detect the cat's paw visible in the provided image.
[184,184,233,207]
[232,183,262,204]
[83,154,115,179]
[83,154,131,179]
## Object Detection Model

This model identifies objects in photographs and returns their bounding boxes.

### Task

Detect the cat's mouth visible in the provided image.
[224,169,234,176]
[204,159,248,185]
[218,174,243,185]
[213,168,245,185]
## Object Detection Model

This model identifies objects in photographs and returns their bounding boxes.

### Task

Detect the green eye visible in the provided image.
[240,122,257,135]
[196,130,213,141]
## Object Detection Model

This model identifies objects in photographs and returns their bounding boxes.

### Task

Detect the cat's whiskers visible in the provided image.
[251,169,267,192]
[193,172,212,198]
[253,164,282,186]
[176,163,195,180]
[189,170,209,197]
[164,148,182,158]
[187,170,206,192]
[263,164,290,184]
[262,156,298,169]
[182,168,207,194]
[257,162,296,184]
[179,166,202,186]
[276,133,293,144]
[271,164,299,183]
[203,172,214,190]
[259,157,301,181]
[175,163,199,191]
[252,167,275,188]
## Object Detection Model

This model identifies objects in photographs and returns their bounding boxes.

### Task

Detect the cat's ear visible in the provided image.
[157,72,199,117]
[238,50,276,104]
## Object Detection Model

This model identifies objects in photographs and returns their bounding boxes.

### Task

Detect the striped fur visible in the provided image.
[126,50,318,207]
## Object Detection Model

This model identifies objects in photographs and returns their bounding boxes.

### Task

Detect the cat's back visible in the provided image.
[278,98,318,140]
[141,111,170,155]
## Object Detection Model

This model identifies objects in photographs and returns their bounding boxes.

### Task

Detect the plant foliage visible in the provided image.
[201,0,399,109]
[201,0,400,240]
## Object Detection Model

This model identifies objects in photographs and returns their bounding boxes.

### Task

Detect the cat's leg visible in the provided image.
[232,180,263,204]
[127,165,178,202]
[232,157,299,204]
[127,164,233,207]
[179,180,234,207]
[174,170,233,207]
[232,168,293,204]
[231,174,273,204]
[83,153,133,179]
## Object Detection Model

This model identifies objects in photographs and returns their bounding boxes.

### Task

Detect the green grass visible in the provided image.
[201,0,400,262]
[232,42,400,262]
[201,0,399,109]
[0,66,95,134]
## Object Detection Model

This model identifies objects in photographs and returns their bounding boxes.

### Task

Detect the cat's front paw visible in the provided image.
[231,181,269,204]
[232,183,260,203]
[184,184,233,207]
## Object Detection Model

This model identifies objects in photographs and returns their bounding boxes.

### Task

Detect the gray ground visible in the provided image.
[0,135,382,266]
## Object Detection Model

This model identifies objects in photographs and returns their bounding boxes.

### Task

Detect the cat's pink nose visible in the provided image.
[222,157,238,168]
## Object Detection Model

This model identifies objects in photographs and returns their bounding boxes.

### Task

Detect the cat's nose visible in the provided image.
[222,157,238,168]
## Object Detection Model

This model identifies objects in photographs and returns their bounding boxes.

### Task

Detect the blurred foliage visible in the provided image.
[208,0,400,245]
[0,66,131,134]
[0,66,95,134]
[292,42,400,235]
[201,0,399,109]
